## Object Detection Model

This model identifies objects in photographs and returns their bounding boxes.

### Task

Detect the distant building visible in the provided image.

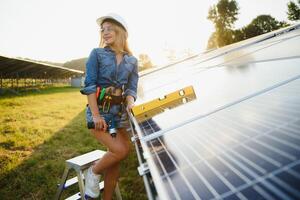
[71,76,84,87]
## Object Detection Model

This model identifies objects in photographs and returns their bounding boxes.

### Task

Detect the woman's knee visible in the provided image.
[114,129,131,160]
[113,144,130,161]
[91,129,130,160]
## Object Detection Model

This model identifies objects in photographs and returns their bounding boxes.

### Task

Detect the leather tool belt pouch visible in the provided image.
[96,86,125,113]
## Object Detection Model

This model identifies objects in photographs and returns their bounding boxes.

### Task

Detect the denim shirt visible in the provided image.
[80,47,139,100]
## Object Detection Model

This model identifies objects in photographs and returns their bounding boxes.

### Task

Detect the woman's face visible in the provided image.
[101,21,116,45]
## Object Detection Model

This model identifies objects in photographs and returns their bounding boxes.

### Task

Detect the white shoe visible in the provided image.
[84,166,101,198]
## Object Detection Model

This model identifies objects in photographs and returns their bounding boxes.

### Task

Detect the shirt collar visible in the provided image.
[104,46,128,55]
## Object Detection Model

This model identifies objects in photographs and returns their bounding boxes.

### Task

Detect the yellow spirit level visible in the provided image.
[131,86,196,122]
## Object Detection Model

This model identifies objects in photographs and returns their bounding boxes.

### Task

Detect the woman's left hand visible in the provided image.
[126,102,135,110]
[126,96,135,111]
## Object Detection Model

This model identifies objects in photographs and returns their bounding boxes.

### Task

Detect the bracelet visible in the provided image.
[126,99,134,105]
[92,115,103,121]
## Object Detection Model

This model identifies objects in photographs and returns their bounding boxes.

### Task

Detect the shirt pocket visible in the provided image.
[99,55,115,77]
[124,63,134,72]
[119,63,134,83]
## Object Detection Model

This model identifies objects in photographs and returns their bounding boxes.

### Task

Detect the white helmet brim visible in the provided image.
[96,13,128,33]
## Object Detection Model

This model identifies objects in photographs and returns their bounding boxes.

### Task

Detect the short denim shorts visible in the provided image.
[86,104,129,129]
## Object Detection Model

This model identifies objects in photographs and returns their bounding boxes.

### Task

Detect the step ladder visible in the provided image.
[55,150,122,200]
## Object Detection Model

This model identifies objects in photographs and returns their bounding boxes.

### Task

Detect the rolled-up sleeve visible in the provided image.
[80,48,98,95]
[124,58,139,101]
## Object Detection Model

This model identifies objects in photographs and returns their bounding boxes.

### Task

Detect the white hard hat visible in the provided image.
[96,13,128,33]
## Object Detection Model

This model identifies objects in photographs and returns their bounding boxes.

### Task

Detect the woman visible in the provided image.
[80,13,138,199]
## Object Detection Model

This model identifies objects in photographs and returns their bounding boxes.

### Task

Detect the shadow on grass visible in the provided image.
[0,109,147,200]
[0,86,81,100]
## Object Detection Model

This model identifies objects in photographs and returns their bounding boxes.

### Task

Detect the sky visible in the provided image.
[0,0,293,65]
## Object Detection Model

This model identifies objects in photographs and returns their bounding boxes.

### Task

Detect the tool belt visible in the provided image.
[96,86,125,113]
[102,94,124,105]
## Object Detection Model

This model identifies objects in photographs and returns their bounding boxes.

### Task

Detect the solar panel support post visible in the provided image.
[131,135,139,142]
[0,72,2,88]
[127,112,156,200]
[24,76,27,89]
[137,163,150,176]
[142,151,150,160]
[16,73,19,90]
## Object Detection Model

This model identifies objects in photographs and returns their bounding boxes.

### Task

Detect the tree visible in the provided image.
[207,0,239,29]
[232,29,244,43]
[138,54,154,71]
[242,15,288,39]
[207,32,218,49]
[63,58,87,71]
[206,0,289,49]
[287,0,300,20]
[207,0,239,48]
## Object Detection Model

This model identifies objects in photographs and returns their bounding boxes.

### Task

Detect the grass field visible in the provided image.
[0,86,147,200]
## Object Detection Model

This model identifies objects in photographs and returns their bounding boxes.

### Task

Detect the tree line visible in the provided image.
[207,0,300,49]
[34,1,300,72]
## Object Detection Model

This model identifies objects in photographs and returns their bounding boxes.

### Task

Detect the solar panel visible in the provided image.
[136,57,300,139]
[130,24,300,200]
[0,55,83,79]
[136,28,300,103]
[144,78,300,200]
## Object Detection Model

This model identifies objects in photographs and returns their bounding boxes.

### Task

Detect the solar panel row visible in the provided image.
[0,55,83,79]
[129,23,300,200]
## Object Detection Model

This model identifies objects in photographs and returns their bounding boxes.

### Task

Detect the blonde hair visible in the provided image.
[99,19,133,56]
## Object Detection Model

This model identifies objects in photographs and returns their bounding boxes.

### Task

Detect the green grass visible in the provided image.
[0,86,147,200]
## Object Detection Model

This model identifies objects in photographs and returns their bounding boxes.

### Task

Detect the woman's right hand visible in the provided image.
[93,115,108,131]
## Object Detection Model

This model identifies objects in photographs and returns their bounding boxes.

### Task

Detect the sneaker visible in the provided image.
[84,166,101,198]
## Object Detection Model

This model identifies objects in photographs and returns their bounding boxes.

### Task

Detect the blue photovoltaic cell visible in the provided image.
[145,78,300,200]
[139,119,162,136]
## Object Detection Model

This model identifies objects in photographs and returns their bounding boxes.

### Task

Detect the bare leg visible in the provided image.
[103,163,120,200]
[91,128,130,199]
[91,128,130,174]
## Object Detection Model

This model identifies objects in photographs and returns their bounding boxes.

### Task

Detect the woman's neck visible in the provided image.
[109,44,123,54]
